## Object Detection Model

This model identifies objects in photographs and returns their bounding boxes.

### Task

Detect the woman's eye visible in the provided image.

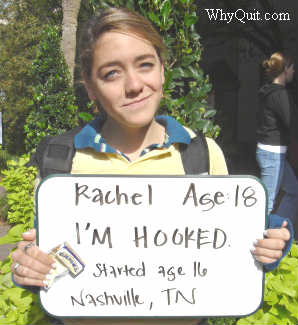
[104,70,118,80]
[140,62,154,69]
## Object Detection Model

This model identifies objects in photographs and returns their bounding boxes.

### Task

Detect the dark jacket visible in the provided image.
[257,83,293,146]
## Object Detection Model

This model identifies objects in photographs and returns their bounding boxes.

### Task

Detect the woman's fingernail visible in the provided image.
[51,263,57,269]
[263,230,268,237]
[253,239,258,246]
[23,231,32,235]
[250,247,256,253]
[43,280,49,286]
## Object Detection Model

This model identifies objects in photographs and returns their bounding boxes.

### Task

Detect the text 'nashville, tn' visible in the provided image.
[71,287,197,308]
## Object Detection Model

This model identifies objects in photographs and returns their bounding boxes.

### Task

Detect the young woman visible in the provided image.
[256,52,298,226]
[12,8,292,325]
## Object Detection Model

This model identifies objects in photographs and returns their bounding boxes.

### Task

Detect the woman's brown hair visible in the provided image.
[79,7,167,81]
[263,52,293,80]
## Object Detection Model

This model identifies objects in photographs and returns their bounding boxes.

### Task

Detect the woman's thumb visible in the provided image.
[22,228,36,241]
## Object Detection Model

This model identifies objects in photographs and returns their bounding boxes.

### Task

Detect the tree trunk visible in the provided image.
[61,0,81,85]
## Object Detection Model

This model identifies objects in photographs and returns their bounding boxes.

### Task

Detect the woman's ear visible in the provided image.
[86,85,97,102]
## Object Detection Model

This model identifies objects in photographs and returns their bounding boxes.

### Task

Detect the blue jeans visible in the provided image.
[256,147,298,224]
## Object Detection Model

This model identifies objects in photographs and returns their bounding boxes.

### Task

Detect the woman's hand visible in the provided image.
[11,229,56,287]
[251,221,291,264]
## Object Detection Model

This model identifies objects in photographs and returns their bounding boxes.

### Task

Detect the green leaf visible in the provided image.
[160,0,171,23]
[184,13,197,27]
[204,109,217,118]
[8,224,25,238]
[289,243,298,257]
[236,318,253,324]
[79,112,93,123]
[165,18,174,30]
[0,272,13,289]
[182,55,197,67]
[172,67,185,79]
[1,310,18,324]
[148,12,160,26]
[0,232,20,245]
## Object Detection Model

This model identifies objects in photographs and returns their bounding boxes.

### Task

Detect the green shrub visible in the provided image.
[0,1,62,156]
[24,25,78,153]
[0,3,42,156]
[0,275,49,325]
[0,196,8,222]
[0,156,36,236]
[0,146,16,172]
[0,156,50,324]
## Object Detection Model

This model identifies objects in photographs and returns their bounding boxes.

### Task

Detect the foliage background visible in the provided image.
[24,25,78,153]
[0,0,62,155]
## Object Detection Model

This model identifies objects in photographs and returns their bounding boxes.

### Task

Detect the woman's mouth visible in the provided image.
[123,95,151,108]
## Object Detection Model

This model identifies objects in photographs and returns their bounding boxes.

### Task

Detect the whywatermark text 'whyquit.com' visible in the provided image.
[205,8,292,24]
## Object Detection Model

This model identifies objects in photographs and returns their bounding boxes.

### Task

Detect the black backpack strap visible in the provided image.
[179,132,209,175]
[32,127,82,179]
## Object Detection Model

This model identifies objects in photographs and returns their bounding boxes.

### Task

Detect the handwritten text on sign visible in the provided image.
[37,175,266,318]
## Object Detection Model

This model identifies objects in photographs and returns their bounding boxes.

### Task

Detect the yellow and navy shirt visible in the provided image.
[72,115,228,175]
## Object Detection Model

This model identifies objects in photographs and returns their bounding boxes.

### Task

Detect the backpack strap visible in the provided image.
[179,132,209,175]
[31,127,82,179]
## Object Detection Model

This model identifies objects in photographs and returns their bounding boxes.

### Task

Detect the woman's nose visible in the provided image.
[125,70,143,97]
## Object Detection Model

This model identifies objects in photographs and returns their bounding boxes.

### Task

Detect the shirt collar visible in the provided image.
[74,115,191,152]
[155,115,191,147]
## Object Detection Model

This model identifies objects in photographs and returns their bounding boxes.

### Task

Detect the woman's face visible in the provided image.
[85,31,165,130]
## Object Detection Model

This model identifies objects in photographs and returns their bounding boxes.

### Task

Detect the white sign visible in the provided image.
[36,175,266,319]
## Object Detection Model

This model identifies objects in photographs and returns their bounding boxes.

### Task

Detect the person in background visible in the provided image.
[11,9,293,325]
[256,52,298,228]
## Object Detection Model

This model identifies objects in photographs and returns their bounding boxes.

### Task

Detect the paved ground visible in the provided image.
[0,223,16,261]
[0,185,5,198]
[0,184,15,261]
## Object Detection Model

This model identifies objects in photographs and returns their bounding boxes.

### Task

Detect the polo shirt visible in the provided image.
[71,115,228,175]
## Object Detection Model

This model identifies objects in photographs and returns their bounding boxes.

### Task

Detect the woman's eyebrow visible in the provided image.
[97,60,121,73]
[97,54,156,73]
[134,54,156,62]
